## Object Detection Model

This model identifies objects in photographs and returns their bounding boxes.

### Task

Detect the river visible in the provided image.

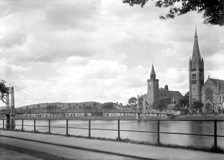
[8,119,224,148]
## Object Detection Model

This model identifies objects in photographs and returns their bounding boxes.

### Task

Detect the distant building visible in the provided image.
[143,65,184,108]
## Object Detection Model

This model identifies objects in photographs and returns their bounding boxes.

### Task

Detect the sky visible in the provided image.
[0,0,223,107]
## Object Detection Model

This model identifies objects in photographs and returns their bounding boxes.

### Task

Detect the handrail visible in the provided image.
[0,118,223,150]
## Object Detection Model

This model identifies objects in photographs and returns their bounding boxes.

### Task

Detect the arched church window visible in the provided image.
[205,88,213,101]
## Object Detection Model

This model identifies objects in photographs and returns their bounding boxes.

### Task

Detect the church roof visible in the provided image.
[209,78,224,87]
[159,90,183,99]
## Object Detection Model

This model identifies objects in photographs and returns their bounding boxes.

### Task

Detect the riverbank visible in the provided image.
[175,115,224,120]
[6,114,223,121]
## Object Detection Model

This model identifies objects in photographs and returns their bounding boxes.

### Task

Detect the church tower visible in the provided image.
[189,29,204,108]
[147,65,159,104]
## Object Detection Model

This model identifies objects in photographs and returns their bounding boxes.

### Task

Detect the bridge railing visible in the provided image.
[0,118,223,150]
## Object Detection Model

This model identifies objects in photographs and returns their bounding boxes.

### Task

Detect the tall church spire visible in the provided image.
[192,29,201,65]
[150,64,156,79]
[189,29,204,109]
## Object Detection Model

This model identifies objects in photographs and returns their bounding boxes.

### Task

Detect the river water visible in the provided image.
[3,119,224,149]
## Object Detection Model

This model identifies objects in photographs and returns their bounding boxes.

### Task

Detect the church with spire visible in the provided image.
[189,30,224,114]
[189,30,204,107]
[144,64,184,108]
[142,29,224,114]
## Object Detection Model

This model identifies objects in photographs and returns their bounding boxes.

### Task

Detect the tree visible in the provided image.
[152,99,169,111]
[138,96,144,108]
[192,100,203,113]
[122,0,224,26]
[181,91,189,107]
[128,97,137,105]
[0,80,9,103]
[102,102,115,110]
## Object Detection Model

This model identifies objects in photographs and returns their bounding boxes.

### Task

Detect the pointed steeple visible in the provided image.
[189,57,192,67]
[192,29,201,63]
[150,64,156,79]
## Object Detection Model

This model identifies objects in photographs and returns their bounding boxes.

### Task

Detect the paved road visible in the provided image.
[0,130,224,160]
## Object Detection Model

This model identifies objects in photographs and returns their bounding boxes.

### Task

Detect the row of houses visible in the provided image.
[6,108,181,119]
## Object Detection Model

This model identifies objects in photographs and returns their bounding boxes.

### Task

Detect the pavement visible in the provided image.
[0,130,224,160]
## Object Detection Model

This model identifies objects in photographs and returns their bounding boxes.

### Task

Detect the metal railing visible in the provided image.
[0,118,223,150]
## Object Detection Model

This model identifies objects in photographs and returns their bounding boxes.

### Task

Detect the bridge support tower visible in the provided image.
[5,86,15,130]
[136,95,140,120]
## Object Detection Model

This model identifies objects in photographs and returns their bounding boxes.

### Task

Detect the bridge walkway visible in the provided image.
[0,130,223,160]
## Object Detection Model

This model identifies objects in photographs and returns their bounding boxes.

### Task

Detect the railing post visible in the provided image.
[11,119,14,131]
[3,119,4,130]
[88,119,91,138]
[34,119,36,132]
[118,119,120,141]
[22,119,24,131]
[9,119,11,130]
[6,114,10,130]
[157,120,160,146]
[66,119,68,136]
[49,119,51,134]
[214,120,217,150]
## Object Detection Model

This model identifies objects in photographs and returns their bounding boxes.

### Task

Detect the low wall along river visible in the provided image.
[0,119,224,149]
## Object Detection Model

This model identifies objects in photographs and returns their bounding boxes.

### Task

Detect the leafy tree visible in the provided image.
[0,80,9,103]
[137,96,144,108]
[102,102,115,110]
[192,100,203,113]
[128,97,137,105]
[152,99,169,111]
[122,0,224,26]
[181,91,189,107]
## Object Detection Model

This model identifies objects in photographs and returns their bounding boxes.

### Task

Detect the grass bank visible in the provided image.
[0,143,74,160]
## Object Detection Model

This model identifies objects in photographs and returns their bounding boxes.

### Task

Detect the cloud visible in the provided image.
[0,29,27,48]
[0,59,31,87]
[0,0,46,17]
[13,58,152,106]
[0,0,222,107]
[44,1,101,31]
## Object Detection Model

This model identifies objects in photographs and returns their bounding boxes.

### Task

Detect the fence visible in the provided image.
[0,118,224,150]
